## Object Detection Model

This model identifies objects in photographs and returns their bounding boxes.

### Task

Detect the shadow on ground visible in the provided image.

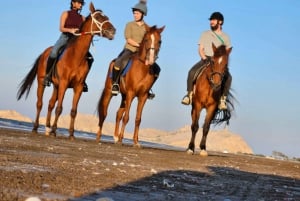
[71,167,300,201]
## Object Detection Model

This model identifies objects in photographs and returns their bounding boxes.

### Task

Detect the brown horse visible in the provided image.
[17,2,116,139]
[97,25,165,146]
[187,44,234,156]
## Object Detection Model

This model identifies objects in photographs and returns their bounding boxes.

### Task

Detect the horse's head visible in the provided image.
[208,44,232,90]
[81,2,116,40]
[139,25,165,65]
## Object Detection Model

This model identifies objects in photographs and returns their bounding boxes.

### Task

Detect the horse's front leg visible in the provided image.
[187,103,201,154]
[132,95,148,147]
[68,86,83,140]
[45,86,58,136]
[199,105,217,156]
[33,81,46,133]
[118,94,135,144]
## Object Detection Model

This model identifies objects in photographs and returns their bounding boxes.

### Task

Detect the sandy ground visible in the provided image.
[0,128,300,201]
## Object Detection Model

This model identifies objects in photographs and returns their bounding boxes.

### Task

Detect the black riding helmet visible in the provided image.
[72,0,85,6]
[209,12,224,24]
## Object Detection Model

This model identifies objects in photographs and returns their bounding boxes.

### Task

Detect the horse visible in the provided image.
[16,2,116,139]
[187,44,234,156]
[96,25,165,146]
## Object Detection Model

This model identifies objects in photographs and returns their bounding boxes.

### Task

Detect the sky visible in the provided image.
[0,0,299,158]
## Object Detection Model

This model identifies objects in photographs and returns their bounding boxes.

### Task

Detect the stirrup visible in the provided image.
[111,83,119,96]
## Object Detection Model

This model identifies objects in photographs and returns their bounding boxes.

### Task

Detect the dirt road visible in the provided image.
[0,128,299,201]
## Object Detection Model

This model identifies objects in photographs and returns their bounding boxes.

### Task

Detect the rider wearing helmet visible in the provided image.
[181,11,232,110]
[44,0,93,92]
[111,0,157,98]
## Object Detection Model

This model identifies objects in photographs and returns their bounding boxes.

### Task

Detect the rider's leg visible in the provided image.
[218,71,232,110]
[82,52,94,92]
[181,60,204,105]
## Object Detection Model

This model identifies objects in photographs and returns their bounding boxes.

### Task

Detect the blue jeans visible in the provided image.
[49,33,70,58]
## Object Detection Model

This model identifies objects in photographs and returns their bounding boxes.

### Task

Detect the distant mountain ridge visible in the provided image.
[0,110,253,154]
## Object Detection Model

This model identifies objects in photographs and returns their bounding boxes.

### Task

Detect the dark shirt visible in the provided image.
[64,10,83,29]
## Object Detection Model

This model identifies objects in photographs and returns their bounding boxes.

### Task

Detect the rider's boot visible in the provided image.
[43,57,56,87]
[181,91,193,105]
[111,66,120,96]
[218,95,227,110]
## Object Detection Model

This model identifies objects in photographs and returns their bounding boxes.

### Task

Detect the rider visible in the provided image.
[111,0,157,99]
[43,0,93,92]
[181,12,232,110]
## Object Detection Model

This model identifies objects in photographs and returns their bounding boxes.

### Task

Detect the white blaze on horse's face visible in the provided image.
[218,57,223,65]
[147,34,155,65]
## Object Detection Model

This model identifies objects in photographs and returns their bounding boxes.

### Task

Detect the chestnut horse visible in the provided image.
[17,2,116,139]
[97,25,165,146]
[187,44,234,156]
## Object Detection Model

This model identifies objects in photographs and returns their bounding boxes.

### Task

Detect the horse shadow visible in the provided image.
[70,165,300,201]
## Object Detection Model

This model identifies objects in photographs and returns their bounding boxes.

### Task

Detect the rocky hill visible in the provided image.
[0,110,253,154]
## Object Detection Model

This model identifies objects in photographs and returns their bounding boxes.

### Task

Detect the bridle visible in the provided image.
[207,59,226,91]
[73,11,111,37]
[141,32,161,65]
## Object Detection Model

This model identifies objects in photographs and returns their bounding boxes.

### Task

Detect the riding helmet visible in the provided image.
[209,12,224,22]
[132,0,147,16]
[72,0,85,5]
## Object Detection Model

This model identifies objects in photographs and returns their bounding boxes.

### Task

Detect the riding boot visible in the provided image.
[111,66,120,96]
[218,95,227,110]
[83,52,94,93]
[181,91,193,105]
[43,57,56,87]
[218,72,232,110]
[148,76,158,100]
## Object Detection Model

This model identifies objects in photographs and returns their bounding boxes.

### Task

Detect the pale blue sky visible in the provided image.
[1,0,299,158]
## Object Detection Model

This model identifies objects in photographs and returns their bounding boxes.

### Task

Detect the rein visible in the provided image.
[73,11,110,37]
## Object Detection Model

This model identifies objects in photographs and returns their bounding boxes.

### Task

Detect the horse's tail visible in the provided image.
[211,89,237,125]
[16,55,41,100]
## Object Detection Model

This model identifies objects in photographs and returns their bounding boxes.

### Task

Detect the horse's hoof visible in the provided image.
[186,149,194,155]
[69,136,75,141]
[45,127,51,136]
[113,136,118,143]
[199,150,208,157]
[133,143,141,148]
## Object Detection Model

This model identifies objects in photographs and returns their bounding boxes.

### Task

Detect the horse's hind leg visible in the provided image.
[132,95,148,147]
[51,85,67,137]
[115,95,127,143]
[187,103,201,154]
[97,88,112,143]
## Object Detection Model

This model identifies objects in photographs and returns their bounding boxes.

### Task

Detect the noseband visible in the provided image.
[207,61,225,90]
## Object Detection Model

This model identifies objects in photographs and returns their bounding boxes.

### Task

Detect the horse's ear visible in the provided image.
[158,25,165,34]
[227,47,233,54]
[89,2,95,13]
